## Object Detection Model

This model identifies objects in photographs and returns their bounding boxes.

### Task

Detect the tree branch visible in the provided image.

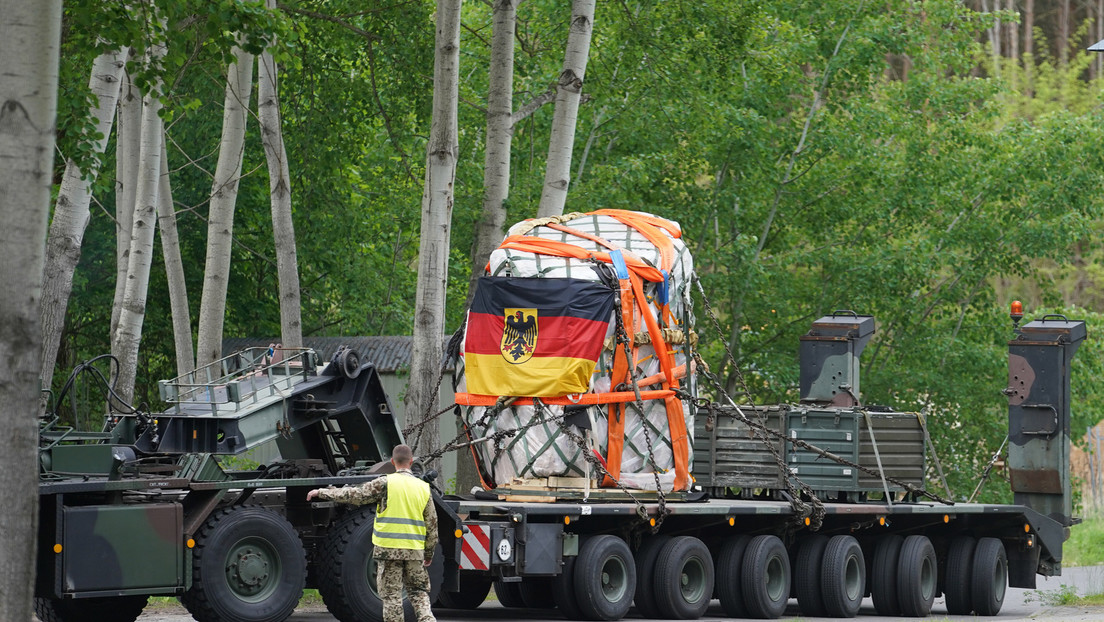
[277,4,381,41]
[511,86,556,126]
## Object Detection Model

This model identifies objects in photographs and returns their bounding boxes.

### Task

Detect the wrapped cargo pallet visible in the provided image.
[454,209,697,492]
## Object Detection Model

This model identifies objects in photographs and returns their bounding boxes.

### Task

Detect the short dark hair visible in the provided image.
[391,444,414,467]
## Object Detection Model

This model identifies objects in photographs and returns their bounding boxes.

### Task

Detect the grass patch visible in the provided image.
[1030,584,1104,607]
[1067,514,1104,567]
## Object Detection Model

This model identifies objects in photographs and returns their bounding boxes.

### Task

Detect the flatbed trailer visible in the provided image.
[34,311,1085,622]
[425,312,1085,620]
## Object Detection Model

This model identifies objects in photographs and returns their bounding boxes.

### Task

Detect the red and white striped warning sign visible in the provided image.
[459,524,490,571]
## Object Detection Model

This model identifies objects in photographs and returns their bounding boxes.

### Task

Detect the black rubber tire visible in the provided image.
[741,535,791,620]
[435,572,492,609]
[34,596,148,622]
[493,580,526,608]
[944,535,977,615]
[554,553,586,620]
[317,507,444,622]
[896,535,937,617]
[574,534,637,621]
[181,505,306,622]
[715,535,751,618]
[632,535,671,619]
[821,535,865,618]
[519,576,558,609]
[794,534,829,617]
[654,536,714,620]
[971,537,1008,616]
[870,534,903,616]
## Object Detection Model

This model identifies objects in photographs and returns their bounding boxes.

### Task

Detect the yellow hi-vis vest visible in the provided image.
[372,472,431,550]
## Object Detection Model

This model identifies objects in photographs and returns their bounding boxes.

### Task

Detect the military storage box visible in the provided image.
[785,407,926,499]
[692,405,788,495]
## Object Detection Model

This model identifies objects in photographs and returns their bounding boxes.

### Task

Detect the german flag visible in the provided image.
[464,277,616,397]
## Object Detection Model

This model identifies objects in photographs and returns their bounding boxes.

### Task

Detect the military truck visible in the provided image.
[36,309,1085,621]
[36,346,458,622]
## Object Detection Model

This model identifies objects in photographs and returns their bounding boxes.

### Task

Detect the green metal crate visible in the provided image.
[692,405,788,493]
[786,407,926,497]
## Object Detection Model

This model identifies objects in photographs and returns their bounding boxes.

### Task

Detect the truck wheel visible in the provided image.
[896,535,937,617]
[944,535,977,614]
[870,534,903,616]
[33,595,148,622]
[821,535,865,618]
[715,535,751,618]
[181,506,305,622]
[574,534,637,621]
[741,535,790,619]
[971,537,1007,616]
[632,535,670,619]
[493,580,526,608]
[654,536,713,620]
[317,507,444,622]
[554,552,586,620]
[794,534,828,617]
[519,577,558,609]
[435,573,491,609]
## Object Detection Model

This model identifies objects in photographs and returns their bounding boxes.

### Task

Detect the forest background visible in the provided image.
[47,0,1104,505]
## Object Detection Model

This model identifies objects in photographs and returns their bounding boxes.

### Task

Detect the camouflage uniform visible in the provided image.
[316,469,438,622]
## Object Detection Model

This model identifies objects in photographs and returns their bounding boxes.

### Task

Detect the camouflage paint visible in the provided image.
[60,503,183,594]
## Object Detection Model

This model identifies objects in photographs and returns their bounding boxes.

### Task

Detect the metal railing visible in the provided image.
[159,347,316,416]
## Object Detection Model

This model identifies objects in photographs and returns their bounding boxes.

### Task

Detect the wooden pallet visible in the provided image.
[493,477,687,503]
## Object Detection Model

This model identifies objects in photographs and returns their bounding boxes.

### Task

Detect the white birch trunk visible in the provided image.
[111,67,141,344]
[39,46,127,387]
[258,0,302,348]
[467,0,517,303]
[111,52,165,403]
[157,133,195,376]
[406,0,461,470]
[535,0,595,218]
[0,1,61,618]
[196,47,254,368]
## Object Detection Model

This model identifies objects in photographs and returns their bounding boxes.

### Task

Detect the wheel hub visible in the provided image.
[233,550,270,588]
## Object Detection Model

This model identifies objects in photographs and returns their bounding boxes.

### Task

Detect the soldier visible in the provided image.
[307,444,437,622]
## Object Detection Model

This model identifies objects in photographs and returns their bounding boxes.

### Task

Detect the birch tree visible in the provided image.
[535,0,595,218]
[157,135,194,377]
[196,46,254,368]
[111,44,165,403]
[407,0,461,469]
[467,0,518,301]
[0,0,61,618]
[40,46,128,387]
[111,68,141,343]
[258,0,302,348]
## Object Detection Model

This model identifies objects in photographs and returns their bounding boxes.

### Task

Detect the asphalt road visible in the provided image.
[126,565,1104,622]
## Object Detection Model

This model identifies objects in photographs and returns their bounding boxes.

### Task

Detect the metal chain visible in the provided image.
[612,290,670,531]
[690,275,952,508]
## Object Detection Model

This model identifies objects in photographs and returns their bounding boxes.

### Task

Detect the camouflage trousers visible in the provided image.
[377,558,435,622]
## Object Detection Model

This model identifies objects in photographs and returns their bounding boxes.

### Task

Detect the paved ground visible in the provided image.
[125,565,1104,622]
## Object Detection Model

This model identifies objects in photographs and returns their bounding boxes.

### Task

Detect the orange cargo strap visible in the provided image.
[592,209,683,240]
[589,210,676,324]
[498,236,665,283]
[629,271,690,490]
[602,269,637,486]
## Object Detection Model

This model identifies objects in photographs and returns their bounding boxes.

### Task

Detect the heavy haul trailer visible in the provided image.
[35,347,464,622]
[34,311,1084,622]
[434,311,1087,621]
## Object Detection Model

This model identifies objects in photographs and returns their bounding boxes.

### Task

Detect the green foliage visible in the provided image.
[53,0,1104,498]
[1065,510,1104,567]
